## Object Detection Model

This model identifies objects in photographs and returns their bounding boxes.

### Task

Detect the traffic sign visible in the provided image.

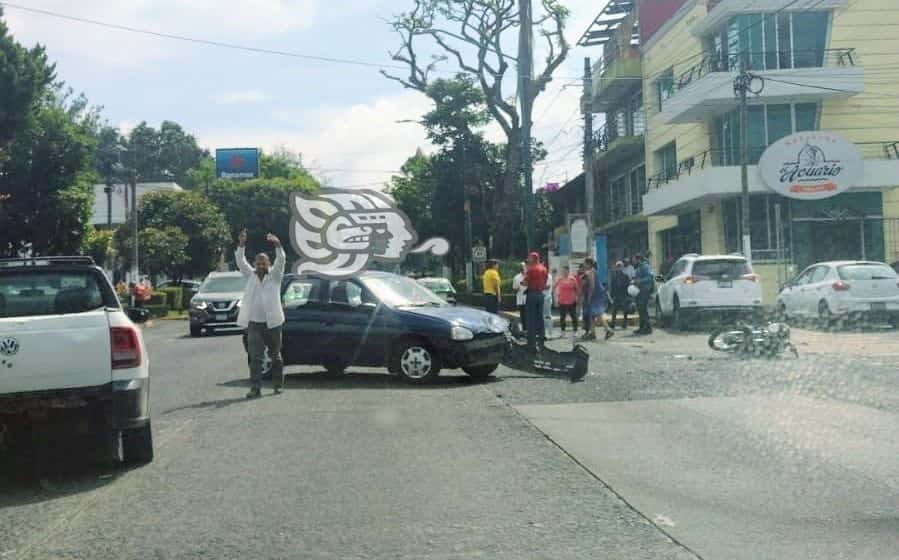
[472,246,487,263]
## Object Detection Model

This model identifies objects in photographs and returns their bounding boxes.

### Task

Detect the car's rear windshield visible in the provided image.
[692,259,751,279]
[420,279,452,291]
[837,263,898,281]
[200,276,247,293]
[0,269,114,318]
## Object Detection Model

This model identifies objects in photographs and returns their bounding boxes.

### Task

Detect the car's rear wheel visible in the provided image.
[121,423,154,465]
[392,339,440,383]
[462,363,499,380]
[189,325,202,337]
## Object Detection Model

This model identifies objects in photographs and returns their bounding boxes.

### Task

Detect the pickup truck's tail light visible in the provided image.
[740,273,760,283]
[832,281,851,292]
[683,275,708,285]
[111,327,142,369]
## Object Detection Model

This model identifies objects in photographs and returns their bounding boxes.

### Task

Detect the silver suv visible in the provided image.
[188,272,247,336]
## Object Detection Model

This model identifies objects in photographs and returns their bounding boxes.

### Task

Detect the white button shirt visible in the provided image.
[235,246,286,329]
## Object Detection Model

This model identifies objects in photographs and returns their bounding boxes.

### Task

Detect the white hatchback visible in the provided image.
[776,261,899,326]
[656,254,763,328]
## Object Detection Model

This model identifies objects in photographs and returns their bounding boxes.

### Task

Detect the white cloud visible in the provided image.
[212,89,272,105]
[198,90,435,189]
[3,0,373,67]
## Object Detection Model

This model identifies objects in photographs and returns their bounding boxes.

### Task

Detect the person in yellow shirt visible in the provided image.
[481,259,502,314]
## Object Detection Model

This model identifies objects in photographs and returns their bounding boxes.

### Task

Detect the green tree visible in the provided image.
[121,121,206,184]
[183,157,215,191]
[134,190,230,279]
[116,226,189,279]
[81,227,116,267]
[0,6,55,153]
[208,175,319,265]
[0,87,98,257]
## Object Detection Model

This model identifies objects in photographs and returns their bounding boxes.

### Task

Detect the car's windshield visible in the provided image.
[692,260,751,279]
[0,270,108,318]
[200,276,247,293]
[838,263,898,281]
[362,275,446,307]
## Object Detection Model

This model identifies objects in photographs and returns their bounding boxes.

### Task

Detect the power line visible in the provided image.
[0,1,422,73]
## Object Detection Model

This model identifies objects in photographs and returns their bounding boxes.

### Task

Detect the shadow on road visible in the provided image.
[216,370,500,391]
[0,433,127,508]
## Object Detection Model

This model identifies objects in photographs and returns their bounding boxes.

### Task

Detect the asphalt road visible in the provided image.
[0,322,695,560]
[2,322,896,559]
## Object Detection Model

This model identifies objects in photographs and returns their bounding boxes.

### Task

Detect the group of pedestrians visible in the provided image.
[485,251,656,349]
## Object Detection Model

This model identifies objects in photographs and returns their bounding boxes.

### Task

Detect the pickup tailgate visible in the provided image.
[0,310,112,394]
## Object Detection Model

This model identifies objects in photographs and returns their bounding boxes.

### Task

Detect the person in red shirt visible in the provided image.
[554,266,579,334]
[522,251,548,349]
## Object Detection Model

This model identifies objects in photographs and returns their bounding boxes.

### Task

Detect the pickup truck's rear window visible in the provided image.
[0,270,112,318]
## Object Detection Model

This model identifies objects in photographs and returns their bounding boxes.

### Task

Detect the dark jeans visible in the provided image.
[484,294,499,314]
[610,297,629,328]
[636,295,651,333]
[559,304,578,332]
[526,292,545,348]
[246,322,284,390]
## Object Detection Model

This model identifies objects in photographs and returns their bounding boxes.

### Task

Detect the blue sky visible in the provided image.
[5,0,601,189]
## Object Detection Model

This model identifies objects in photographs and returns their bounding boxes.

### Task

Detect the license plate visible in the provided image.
[718,280,733,288]
[216,313,228,322]
[870,303,886,311]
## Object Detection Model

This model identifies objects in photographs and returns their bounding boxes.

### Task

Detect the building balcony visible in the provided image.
[643,142,899,216]
[658,49,863,124]
[592,46,642,111]
[593,120,644,169]
[693,0,849,38]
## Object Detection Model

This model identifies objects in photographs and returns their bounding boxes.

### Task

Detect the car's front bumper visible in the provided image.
[0,379,150,430]
[440,334,508,369]
[189,307,240,329]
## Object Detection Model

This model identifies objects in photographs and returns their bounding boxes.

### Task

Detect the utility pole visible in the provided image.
[104,182,113,228]
[583,57,595,258]
[736,53,753,263]
[129,171,139,306]
[518,0,535,251]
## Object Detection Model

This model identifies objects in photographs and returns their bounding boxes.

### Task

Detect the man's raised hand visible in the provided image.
[266,233,281,248]
[238,228,248,248]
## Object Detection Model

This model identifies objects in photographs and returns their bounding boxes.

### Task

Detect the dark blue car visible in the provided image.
[274,271,509,383]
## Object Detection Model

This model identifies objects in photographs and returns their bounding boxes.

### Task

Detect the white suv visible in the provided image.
[656,254,763,328]
[0,257,153,464]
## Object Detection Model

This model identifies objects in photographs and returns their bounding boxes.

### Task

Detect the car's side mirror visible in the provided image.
[127,307,150,324]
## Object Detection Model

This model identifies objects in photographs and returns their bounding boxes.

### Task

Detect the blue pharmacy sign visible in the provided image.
[215,148,260,179]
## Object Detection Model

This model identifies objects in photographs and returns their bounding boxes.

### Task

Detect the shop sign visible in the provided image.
[759,132,863,200]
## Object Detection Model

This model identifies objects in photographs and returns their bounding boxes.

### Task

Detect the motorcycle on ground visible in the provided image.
[708,321,799,358]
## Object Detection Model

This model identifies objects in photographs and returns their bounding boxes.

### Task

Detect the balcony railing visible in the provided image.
[647,140,899,191]
[593,113,645,153]
[659,48,857,109]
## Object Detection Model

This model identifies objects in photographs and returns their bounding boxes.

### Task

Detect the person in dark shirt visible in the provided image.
[609,260,631,330]
[631,254,655,335]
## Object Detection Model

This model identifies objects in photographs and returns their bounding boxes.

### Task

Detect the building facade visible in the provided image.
[641,0,899,303]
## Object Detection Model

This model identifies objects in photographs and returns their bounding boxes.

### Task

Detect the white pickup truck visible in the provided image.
[0,257,153,464]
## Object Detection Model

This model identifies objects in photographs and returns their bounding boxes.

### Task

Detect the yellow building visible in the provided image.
[640,0,899,305]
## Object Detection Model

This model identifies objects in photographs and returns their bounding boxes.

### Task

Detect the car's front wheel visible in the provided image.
[463,363,499,380]
[391,339,440,383]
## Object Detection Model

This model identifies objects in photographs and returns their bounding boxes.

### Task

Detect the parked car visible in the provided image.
[776,261,899,326]
[188,272,247,336]
[416,277,457,304]
[157,279,201,291]
[255,271,508,383]
[0,257,153,464]
[656,254,763,328]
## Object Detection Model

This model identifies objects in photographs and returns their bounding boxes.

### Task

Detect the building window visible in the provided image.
[706,11,829,71]
[713,103,819,166]
[629,165,645,215]
[655,142,677,181]
[723,195,792,261]
[630,89,645,136]
[656,68,674,110]
[610,175,627,221]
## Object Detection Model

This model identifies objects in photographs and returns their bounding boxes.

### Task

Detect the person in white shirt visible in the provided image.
[236,229,286,398]
[512,263,527,333]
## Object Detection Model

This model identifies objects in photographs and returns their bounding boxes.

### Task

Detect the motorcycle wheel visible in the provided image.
[708,329,744,352]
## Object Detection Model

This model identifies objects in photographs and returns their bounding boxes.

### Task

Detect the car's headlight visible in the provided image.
[236,299,242,308]
[451,325,474,341]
